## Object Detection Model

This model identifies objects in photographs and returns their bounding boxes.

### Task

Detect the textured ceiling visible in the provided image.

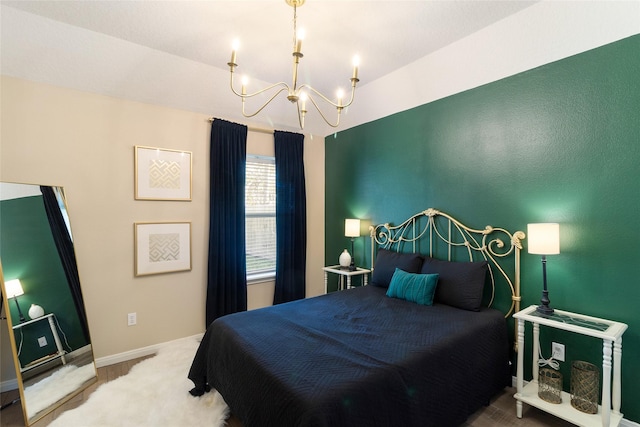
[0,1,550,134]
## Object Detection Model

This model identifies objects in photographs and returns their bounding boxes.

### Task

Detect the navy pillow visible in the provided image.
[371,249,423,288]
[420,257,488,311]
[386,268,439,306]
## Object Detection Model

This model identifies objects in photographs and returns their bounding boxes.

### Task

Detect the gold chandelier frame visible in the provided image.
[227,0,359,130]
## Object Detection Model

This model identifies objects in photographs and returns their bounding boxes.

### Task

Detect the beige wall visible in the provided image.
[0,76,324,383]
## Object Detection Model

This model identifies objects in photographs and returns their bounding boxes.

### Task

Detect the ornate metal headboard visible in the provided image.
[369,208,525,320]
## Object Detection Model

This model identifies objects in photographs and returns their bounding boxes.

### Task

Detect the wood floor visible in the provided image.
[0,355,153,427]
[2,356,576,427]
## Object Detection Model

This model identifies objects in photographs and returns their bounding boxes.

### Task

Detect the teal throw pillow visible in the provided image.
[386,268,439,306]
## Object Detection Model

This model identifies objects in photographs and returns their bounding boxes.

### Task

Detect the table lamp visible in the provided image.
[527,223,560,315]
[5,279,26,323]
[345,219,361,271]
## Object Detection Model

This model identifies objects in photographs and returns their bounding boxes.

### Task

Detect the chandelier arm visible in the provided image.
[241,87,290,118]
[306,93,341,128]
[341,82,358,108]
[243,82,292,99]
[230,71,292,98]
[296,101,305,129]
[299,83,357,109]
[229,71,244,97]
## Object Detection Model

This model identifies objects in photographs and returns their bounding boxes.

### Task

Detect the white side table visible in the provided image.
[13,313,67,373]
[323,265,370,293]
[514,305,627,427]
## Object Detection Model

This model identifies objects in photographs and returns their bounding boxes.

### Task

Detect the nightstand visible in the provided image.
[322,265,370,293]
[13,313,67,373]
[514,305,627,427]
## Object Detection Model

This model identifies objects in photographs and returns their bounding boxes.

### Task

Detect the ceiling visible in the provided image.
[1,1,544,135]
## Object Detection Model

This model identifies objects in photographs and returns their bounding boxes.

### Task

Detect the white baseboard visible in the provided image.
[1,346,92,392]
[622,418,640,427]
[0,378,18,393]
[510,376,639,427]
[95,333,203,368]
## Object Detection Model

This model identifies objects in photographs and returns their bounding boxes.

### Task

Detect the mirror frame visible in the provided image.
[0,182,97,426]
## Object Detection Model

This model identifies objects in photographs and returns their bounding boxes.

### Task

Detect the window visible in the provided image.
[245,155,276,281]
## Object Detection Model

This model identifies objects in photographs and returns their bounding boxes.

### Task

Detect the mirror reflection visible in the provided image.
[1,182,97,426]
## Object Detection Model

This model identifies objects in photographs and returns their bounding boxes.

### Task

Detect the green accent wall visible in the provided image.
[1,195,88,368]
[325,35,640,422]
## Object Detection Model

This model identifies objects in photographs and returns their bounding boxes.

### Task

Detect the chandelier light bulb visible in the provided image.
[336,88,345,106]
[352,55,360,80]
[295,28,305,54]
[300,91,308,111]
[241,75,249,95]
[230,39,240,65]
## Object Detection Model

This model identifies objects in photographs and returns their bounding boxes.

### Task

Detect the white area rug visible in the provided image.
[24,363,96,419]
[49,338,229,427]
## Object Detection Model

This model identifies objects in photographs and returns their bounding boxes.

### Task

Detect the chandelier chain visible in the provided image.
[292,5,297,49]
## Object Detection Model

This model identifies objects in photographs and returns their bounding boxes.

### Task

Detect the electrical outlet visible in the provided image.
[38,336,47,347]
[552,342,565,362]
[127,312,137,326]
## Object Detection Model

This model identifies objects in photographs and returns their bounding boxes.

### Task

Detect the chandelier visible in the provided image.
[227,0,360,130]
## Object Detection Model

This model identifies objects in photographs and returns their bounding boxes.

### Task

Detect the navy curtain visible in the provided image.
[206,119,248,327]
[274,131,307,304]
[40,186,91,343]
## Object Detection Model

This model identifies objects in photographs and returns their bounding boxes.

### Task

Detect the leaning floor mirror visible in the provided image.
[0,182,97,426]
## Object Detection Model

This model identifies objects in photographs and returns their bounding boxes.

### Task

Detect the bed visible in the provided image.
[189,208,525,427]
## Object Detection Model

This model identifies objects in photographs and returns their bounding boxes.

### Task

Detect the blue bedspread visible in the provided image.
[188,285,509,427]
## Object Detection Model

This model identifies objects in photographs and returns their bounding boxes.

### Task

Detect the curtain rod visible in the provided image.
[207,118,274,135]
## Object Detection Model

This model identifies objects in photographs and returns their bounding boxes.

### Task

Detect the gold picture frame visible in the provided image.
[134,146,192,201]
[134,222,192,276]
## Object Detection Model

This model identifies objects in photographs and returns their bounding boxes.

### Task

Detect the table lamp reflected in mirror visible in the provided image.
[5,279,26,323]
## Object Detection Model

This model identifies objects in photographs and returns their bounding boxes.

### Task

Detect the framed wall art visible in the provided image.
[134,146,192,201]
[134,222,192,276]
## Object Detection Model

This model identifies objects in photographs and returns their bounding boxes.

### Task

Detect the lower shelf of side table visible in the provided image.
[515,382,623,427]
[20,351,66,373]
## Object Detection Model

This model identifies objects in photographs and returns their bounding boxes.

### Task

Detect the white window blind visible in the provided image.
[245,155,276,279]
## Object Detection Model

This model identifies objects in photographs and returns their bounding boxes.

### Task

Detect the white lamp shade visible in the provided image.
[4,279,24,298]
[527,223,560,255]
[345,219,361,238]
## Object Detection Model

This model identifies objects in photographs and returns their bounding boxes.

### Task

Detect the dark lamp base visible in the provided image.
[349,238,356,271]
[538,287,554,315]
[536,304,554,315]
